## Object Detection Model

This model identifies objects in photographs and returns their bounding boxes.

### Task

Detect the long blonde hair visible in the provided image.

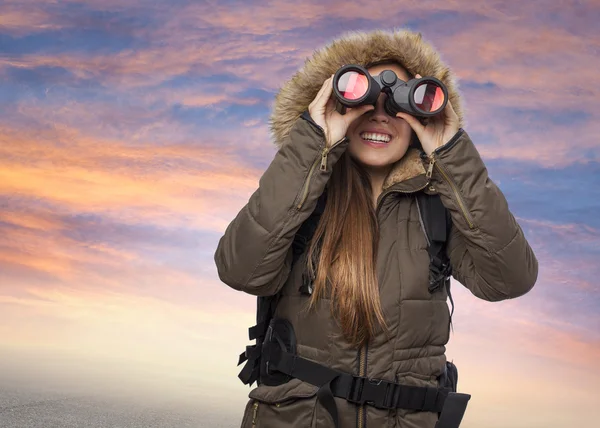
[304,60,415,349]
[304,151,389,349]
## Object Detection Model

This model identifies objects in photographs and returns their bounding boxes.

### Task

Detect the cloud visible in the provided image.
[0,7,62,36]
[2,0,597,170]
[0,109,270,287]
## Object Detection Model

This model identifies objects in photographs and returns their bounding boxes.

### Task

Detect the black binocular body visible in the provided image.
[332,64,448,118]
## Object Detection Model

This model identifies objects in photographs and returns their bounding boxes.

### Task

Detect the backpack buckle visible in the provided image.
[347,377,391,409]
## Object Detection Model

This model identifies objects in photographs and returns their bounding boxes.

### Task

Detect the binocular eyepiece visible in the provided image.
[332,64,448,117]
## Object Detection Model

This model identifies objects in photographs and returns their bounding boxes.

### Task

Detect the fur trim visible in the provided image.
[268,28,465,188]
[382,148,426,190]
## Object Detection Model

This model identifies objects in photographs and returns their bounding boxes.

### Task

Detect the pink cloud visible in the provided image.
[0,7,62,35]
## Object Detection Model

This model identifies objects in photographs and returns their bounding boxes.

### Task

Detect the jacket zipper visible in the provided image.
[319,137,347,172]
[296,137,347,210]
[358,342,367,428]
[356,148,471,427]
[427,154,475,229]
[354,167,444,428]
[251,401,259,427]
[296,155,321,210]
[364,184,433,428]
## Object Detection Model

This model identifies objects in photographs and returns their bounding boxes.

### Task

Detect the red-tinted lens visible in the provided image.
[336,71,368,100]
[413,82,445,112]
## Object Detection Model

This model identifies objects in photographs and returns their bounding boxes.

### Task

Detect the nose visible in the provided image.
[368,93,389,123]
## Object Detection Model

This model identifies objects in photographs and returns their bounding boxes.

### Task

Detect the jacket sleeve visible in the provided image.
[214,112,349,296]
[429,129,539,301]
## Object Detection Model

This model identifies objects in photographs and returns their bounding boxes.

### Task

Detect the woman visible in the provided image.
[214,29,538,428]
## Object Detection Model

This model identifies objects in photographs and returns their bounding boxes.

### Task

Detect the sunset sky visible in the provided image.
[1,1,599,427]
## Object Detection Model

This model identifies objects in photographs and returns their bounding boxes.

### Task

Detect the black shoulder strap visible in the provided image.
[416,192,455,332]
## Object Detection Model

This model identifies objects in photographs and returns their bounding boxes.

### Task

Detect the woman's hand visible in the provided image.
[395,74,460,157]
[308,74,374,147]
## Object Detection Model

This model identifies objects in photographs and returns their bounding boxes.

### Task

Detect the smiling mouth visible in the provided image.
[360,132,392,143]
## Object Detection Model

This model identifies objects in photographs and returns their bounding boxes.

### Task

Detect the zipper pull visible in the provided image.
[251,402,259,427]
[320,136,348,172]
[320,146,330,171]
[426,155,435,180]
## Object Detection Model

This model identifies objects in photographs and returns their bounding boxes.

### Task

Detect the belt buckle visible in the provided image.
[348,377,389,408]
[364,378,388,409]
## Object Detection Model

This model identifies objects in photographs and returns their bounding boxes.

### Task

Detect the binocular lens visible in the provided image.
[413,82,445,113]
[336,70,369,100]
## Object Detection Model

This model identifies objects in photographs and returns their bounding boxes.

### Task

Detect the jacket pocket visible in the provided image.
[243,378,319,428]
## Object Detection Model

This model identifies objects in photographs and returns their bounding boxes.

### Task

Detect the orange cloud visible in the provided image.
[0,113,273,286]
[0,205,139,282]
[0,157,258,275]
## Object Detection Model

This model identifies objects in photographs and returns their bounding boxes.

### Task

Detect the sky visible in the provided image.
[0,0,599,427]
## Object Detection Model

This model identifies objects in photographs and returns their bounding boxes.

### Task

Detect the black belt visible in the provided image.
[263,341,470,428]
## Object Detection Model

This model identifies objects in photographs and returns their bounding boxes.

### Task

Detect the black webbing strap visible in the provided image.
[264,343,469,428]
[416,193,452,292]
[436,392,471,428]
[237,293,282,386]
[416,193,455,331]
[237,344,261,385]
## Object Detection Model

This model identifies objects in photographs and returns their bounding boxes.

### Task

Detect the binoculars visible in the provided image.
[332,64,448,117]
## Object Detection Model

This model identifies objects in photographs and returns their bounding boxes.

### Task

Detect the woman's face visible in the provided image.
[346,63,414,173]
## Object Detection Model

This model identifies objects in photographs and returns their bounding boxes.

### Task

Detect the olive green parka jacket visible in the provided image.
[214,29,538,428]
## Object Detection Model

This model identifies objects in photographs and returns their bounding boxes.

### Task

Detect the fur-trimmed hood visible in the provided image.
[268,29,466,190]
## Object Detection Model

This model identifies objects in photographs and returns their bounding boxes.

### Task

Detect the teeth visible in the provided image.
[360,132,391,143]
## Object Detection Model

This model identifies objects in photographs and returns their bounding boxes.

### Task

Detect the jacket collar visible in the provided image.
[381,148,429,193]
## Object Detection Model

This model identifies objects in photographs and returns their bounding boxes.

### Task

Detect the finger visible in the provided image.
[436,102,456,129]
[314,75,334,111]
[309,75,334,110]
[325,93,336,113]
[415,73,422,79]
[317,74,333,97]
[445,99,459,121]
[395,111,425,133]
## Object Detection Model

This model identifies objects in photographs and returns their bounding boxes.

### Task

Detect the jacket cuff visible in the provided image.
[281,111,326,161]
[433,128,465,156]
[301,109,325,136]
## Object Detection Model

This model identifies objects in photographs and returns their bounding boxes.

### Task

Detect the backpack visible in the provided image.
[237,190,454,388]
